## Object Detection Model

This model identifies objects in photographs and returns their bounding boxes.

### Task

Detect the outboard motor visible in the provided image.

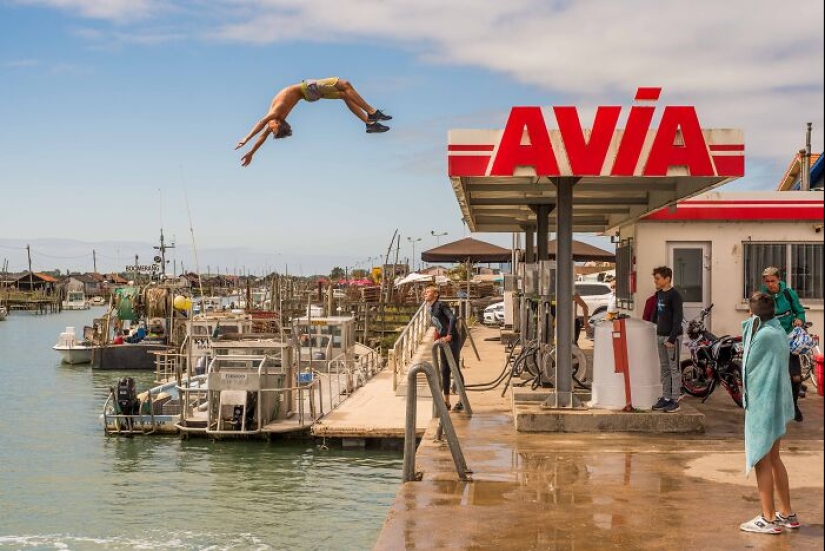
[229,392,258,431]
[231,405,244,431]
[116,377,138,415]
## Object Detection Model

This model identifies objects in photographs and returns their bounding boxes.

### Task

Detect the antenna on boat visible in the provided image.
[179,165,206,313]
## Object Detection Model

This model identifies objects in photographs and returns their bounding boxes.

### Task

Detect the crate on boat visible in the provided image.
[162,399,181,415]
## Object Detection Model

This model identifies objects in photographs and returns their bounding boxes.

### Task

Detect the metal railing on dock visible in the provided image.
[403,360,471,482]
[389,299,470,392]
[389,302,429,391]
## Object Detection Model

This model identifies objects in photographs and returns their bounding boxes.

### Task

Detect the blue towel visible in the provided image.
[741,316,794,475]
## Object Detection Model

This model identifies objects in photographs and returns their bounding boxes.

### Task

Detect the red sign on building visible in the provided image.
[448,87,744,178]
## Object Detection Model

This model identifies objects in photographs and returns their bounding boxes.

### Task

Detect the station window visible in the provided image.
[742,242,824,300]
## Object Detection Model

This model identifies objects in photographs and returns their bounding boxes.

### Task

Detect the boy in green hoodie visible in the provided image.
[759,266,806,421]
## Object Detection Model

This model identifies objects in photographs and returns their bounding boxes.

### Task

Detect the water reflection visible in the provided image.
[384,448,702,551]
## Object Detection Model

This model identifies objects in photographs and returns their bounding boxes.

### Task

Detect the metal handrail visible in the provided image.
[390,301,429,390]
[431,340,473,417]
[403,361,471,482]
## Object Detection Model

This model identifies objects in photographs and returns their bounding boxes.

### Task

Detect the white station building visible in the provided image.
[614,190,824,340]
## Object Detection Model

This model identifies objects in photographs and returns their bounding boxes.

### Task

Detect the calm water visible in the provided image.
[0,308,402,550]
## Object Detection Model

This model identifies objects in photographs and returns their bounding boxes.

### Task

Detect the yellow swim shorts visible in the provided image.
[301,77,341,102]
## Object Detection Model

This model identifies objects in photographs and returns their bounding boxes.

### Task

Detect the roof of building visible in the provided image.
[776,152,822,191]
[642,191,824,222]
[421,237,512,263]
[14,271,59,283]
[70,273,100,284]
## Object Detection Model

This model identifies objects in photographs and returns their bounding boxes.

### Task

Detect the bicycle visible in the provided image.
[797,323,820,396]
[511,339,589,390]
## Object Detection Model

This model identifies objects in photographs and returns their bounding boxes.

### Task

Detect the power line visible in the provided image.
[30,251,93,260]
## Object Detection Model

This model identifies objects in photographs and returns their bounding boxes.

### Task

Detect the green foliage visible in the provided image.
[447,264,469,281]
[329,266,345,280]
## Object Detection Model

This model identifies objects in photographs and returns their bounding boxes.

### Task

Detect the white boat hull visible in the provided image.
[53,345,93,364]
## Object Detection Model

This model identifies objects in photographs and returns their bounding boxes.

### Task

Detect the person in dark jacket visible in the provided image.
[650,266,684,413]
[424,286,464,412]
[760,266,807,422]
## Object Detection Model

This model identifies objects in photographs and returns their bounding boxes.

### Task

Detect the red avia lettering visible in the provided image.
[490,107,559,176]
[458,88,743,178]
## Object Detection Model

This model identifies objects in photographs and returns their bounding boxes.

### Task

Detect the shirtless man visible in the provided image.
[235,77,392,166]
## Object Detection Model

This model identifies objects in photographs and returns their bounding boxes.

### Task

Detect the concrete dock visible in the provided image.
[372,324,825,550]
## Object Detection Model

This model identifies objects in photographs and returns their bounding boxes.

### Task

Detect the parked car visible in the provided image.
[575,282,613,318]
[483,301,505,325]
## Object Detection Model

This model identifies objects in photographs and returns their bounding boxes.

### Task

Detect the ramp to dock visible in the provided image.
[312,366,433,439]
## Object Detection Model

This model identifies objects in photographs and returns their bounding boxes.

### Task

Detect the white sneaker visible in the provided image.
[774,512,800,529]
[740,515,781,534]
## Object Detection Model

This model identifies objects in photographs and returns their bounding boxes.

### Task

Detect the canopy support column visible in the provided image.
[543,178,582,409]
[522,225,536,264]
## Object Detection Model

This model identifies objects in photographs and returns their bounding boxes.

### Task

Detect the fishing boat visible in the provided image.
[62,290,90,310]
[101,314,384,437]
[52,326,93,364]
[101,374,208,435]
[103,339,303,437]
[87,283,182,370]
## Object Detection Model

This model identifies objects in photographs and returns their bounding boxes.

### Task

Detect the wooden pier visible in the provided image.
[3,295,61,314]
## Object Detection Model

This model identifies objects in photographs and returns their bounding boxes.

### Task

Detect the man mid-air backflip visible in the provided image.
[235,77,392,167]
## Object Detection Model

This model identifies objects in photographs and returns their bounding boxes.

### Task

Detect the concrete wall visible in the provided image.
[619,220,823,339]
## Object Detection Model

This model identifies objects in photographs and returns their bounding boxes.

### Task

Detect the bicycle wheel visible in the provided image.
[681,359,712,397]
[571,345,589,388]
[800,352,818,390]
[543,346,589,389]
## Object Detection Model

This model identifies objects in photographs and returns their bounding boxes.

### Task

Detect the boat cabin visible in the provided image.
[293,316,356,368]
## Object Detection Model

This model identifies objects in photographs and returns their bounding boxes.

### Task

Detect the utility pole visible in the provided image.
[153,229,174,280]
[801,122,812,191]
[27,244,33,293]
[93,249,97,274]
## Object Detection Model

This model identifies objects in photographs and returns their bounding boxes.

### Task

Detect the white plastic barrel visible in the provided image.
[589,318,661,410]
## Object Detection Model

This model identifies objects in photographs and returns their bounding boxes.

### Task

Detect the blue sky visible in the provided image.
[1,0,822,276]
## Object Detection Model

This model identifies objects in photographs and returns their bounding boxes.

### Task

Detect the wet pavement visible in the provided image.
[373,326,825,550]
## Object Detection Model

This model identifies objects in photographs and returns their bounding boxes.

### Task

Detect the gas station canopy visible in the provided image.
[447,91,744,233]
[448,175,742,233]
[444,88,745,409]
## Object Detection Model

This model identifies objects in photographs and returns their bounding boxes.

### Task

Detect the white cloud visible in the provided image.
[208,0,824,163]
[13,0,163,22]
[4,59,39,68]
[13,0,825,177]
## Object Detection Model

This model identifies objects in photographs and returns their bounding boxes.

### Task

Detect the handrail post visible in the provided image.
[431,341,472,416]
[403,361,471,482]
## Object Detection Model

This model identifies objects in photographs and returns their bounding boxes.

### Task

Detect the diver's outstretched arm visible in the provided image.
[240,127,272,167]
[236,113,277,150]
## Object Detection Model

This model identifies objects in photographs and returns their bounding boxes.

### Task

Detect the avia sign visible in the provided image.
[447,88,744,178]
